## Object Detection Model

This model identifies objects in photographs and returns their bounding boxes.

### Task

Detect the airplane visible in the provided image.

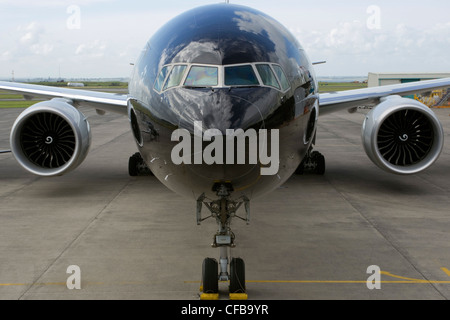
[1,3,450,299]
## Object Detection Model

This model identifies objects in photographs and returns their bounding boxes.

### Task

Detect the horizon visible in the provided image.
[0,76,370,83]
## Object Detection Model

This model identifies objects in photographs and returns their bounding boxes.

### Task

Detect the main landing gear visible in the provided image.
[197,183,250,300]
[128,152,153,176]
[295,148,325,175]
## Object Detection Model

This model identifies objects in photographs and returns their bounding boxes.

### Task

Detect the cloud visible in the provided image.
[30,43,54,56]
[2,1,449,78]
[15,22,54,56]
[0,0,115,7]
[19,22,44,45]
[0,51,11,60]
[291,19,450,75]
[75,40,107,57]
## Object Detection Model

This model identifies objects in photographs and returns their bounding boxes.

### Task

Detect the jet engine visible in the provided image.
[10,99,91,177]
[362,96,444,175]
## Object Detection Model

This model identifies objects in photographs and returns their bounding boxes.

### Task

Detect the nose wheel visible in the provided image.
[229,257,246,294]
[202,258,219,295]
[197,183,249,300]
[201,255,247,301]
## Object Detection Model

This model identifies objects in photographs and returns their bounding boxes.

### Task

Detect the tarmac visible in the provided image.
[1,106,450,300]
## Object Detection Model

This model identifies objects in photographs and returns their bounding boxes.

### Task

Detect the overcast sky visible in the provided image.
[1,0,449,79]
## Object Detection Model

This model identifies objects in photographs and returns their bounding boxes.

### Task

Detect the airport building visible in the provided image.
[368,73,450,87]
[368,73,450,107]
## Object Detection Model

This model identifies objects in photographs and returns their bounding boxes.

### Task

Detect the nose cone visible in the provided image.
[165,87,279,183]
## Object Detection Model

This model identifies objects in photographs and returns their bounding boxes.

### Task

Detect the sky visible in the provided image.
[0,0,449,79]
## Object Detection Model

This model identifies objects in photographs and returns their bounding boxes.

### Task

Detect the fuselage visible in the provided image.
[128,3,318,200]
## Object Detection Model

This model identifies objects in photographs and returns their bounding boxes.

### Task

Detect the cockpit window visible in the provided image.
[272,65,290,91]
[184,66,218,87]
[154,66,170,92]
[255,64,280,90]
[224,65,259,86]
[164,65,187,90]
[154,62,290,92]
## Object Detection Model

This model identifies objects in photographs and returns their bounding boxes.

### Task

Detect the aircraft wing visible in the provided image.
[0,81,128,115]
[319,77,450,115]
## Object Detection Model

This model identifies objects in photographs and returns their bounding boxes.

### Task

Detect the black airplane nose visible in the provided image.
[166,87,280,182]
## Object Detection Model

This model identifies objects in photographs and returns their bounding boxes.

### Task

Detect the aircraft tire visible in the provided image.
[313,152,326,175]
[128,154,139,176]
[229,257,246,293]
[202,258,219,293]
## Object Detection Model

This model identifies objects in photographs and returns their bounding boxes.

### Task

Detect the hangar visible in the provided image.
[368,73,450,107]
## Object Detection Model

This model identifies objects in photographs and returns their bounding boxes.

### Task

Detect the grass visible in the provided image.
[0,81,128,109]
[0,94,27,99]
[0,100,42,108]
[319,82,367,92]
[26,81,128,89]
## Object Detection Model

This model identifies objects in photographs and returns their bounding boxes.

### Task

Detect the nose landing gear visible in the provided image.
[197,183,250,300]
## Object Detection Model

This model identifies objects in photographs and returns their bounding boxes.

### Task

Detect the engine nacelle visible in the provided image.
[10,99,91,177]
[362,96,444,175]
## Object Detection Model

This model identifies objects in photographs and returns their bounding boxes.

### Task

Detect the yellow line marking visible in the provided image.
[0,283,28,286]
[380,271,426,282]
[187,280,450,285]
[441,267,450,277]
[0,282,66,287]
[246,279,450,284]
[185,268,450,285]
[3,269,450,288]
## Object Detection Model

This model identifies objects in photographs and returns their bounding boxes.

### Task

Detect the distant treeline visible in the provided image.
[26,81,128,88]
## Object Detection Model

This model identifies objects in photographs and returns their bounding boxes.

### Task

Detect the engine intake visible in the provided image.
[10,99,91,176]
[362,96,444,175]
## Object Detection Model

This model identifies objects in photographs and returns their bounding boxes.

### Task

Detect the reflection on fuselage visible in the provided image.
[128,3,318,200]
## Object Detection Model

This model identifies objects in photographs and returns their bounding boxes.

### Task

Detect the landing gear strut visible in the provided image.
[197,183,250,300]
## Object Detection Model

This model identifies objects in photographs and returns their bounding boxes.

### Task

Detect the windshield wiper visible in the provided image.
[184,86,210,89]
[228,85,260,91]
